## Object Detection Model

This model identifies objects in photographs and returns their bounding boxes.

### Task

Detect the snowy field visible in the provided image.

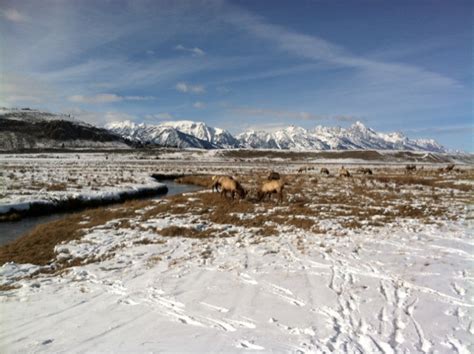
[0,151,473,353]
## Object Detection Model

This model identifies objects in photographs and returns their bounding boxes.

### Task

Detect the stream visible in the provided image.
[0,181,203,246]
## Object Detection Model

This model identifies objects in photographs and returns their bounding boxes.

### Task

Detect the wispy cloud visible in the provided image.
[231,107,359,123]
[144,113,175,121]
[222,2,462,91]
[193,101,205,109]
[68,93,155,104]
[175,44,205,56]
[405,124,474,135]
[1,8,29,22]
[175,82,205,94]
[0,73,56,106]
[64,108,136,126]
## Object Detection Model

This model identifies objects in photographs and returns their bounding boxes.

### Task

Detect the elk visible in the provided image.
[219,176,246,200]
[356,167,373,175]
[267,171,281,180]
[405,164,416,174]
[320,168,330,175]
[211,175,233,192]
[297,167,306,174]
[258,179,286,203]
[444,164,455,173]
[339,166,351,178]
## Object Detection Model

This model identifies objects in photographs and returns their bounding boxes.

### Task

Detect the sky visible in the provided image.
[0,0,472,151]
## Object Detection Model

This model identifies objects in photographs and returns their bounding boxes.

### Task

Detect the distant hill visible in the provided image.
[0,108,131,150]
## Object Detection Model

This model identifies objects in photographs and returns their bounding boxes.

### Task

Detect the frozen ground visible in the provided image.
[0,151,473,353]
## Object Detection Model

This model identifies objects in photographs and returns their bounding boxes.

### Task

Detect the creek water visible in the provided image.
[0,181,203,246]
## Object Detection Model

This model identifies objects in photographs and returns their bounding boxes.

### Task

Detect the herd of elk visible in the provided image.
[209,161,461,205]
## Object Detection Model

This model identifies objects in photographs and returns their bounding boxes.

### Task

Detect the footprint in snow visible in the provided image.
[236,340,264,350]
[200,301,229,313]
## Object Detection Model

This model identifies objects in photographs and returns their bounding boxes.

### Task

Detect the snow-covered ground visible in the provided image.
[1,208,472,352]
[0,153,169,215]
[0,151,473,352]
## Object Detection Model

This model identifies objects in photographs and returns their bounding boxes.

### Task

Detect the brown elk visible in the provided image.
[211,175,233,192]
[320,168,330,175]
[445,164,455,173]
[339,166,351,178]
[267,171,281,180]
[219,176,246,200]
[258,179,286,203]
[356,167,373,175]
[405,164,416,174]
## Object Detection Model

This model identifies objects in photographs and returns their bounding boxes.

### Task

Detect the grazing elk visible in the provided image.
[297,167,307,174]
[356,167,373,175]
[258,179,286,203]
[267,171,281,180]
[445,164,455,173]
[405,164,417,174]
[339,166,351,178]
[219,176,246,200]
[211,175,233,192]
[320,168,330,175]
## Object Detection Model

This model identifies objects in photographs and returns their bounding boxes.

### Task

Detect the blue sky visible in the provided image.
[1,0,472,151]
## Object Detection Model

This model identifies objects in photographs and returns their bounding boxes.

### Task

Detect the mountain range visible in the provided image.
[106,120,446,153]
[0,108,447,152]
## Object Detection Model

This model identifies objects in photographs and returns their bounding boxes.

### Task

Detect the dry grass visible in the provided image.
[175,175,213,187]
[159,226,216,238]
[1,168,471,270]
[0,199,149,266]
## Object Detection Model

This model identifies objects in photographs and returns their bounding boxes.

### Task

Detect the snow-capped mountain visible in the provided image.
[237,126,329,150]
[106,119,447,152]
[158,121,240,148]
[105,121,216,149]
[309,122,446,152]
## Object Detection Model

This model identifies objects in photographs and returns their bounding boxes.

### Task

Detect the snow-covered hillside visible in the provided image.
[105,121,216,149]
[0,108,131,150]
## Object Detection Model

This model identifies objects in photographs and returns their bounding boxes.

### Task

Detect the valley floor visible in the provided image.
[0,151,473,353]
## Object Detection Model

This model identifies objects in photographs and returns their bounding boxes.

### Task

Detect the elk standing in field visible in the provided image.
[219,176,246,200]
[258,179,286,203]
[356,167,373,175]
[267,171,281,180]
[320,168,330,175]
[339,166,351,178]
[211,175,234,192]
[405,164,416,174]
[445,164,455,173]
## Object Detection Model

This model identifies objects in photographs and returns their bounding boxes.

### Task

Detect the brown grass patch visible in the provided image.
[175,175,213,187]
[46,182,68,191]
[0,283,22,291]
[0,199,150,266]
[158,226,223,238]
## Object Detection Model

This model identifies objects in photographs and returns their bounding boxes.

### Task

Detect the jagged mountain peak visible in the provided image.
[107,118,446,152]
